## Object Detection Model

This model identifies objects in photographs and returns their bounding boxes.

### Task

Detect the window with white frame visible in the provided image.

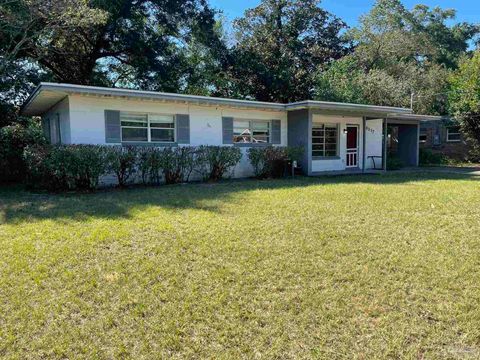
[312,123,338,157]
[446,126,461,142]
[233,119,270,143]
[120,112,175,143]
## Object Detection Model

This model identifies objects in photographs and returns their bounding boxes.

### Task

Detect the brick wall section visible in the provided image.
[420,120,471,160]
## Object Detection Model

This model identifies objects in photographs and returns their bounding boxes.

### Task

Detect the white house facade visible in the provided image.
[21,83,442,178]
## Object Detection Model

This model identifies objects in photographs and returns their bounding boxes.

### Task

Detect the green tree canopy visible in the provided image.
[448,51,480,152]
[0,0,108,126]
[1,0,223,89]
[316,0,479,114]
[0,0,226,126]
[230,0,349,102]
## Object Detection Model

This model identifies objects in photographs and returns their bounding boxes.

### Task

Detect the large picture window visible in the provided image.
[121,112,175,143]
[312,123,338,158]
[233,120,270,144]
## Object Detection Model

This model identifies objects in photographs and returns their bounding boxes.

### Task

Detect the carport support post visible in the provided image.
[416,122,420,166]
[362,117,366,173]
[383,118,388,172]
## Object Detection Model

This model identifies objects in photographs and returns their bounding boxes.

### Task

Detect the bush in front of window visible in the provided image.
[158,147,196,185]
[105,146,139,187]
[195,146,242,182]
[24,145,108,191]
[137,147,163,185]
[247,146,304,179]
[136,147,196,185]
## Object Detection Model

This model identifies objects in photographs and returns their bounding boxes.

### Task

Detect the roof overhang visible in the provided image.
[20,85,70,116]
[286,100,413,117]
[386,113,445,122]
[20,83,286,116]
[22,83,438,120]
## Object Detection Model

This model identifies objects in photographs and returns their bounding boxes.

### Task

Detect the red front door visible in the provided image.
[346,126,358,167]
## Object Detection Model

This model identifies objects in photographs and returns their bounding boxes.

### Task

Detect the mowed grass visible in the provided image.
[1,173,480,359]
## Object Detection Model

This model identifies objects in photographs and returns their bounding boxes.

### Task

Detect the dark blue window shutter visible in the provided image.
[176,114,190,144]
[105,110,121,143]
[271,120,281,144]
[222,117,234,144]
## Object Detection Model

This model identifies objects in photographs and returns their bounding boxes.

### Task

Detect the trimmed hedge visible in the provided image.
[0,123,46,183]
[106,146,138,187]
[23,145,245,191]
[24,145,108,191]
[136,147,197,185]
[195,145,242,182]
[247,146,304,178]
[22,144,306,191]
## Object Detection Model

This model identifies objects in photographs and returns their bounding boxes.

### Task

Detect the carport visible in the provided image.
[380,114,444,170]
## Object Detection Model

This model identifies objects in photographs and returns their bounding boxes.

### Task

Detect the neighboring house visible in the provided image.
[419,119,470,160]
[21,83,442,178]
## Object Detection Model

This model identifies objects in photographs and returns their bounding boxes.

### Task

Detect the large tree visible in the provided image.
[316,0,479,114]
[448,51,480,156]
[0,0,228,126]
[0,0,107,71]
[0,0,107,126]
[1,0,224,89]
[230,0,349,103]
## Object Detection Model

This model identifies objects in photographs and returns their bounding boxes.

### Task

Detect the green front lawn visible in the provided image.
[1,173,480,359]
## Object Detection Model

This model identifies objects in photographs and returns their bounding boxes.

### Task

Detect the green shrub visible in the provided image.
[0,122,46,183]
[386,155,404,170]
[24,145,75,191]
[247,146,304,178]
[24,145,63,191]
[137,148,162,185]
[419,148,447,166]
[67,145,108,190]
[105,146,138,187]
[24,145,108,191]
[285,146,304,163]
[159,147,196,185]
[196,146,242,182]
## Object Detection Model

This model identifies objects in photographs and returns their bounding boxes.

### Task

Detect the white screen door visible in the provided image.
[346,125,359,168]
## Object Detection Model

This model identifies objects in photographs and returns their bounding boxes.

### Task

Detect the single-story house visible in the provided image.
[21,83,442,178]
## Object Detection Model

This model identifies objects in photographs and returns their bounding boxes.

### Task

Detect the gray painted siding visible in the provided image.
[287,109,310,175]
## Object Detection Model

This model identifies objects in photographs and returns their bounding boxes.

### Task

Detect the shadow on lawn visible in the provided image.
[0,171,478,224]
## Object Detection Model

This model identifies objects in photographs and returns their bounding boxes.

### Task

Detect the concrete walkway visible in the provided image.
[402,166,480,176]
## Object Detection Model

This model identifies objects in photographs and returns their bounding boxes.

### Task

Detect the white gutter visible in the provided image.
[286,100,412,115]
